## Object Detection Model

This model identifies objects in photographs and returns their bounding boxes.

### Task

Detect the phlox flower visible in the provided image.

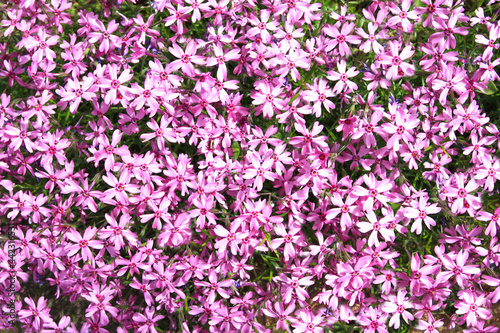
[382,290,414,329]
[303,78,335,117]
[262,302,295,332]
[24,28,58,63]
[190,195,217,228]
[251,82,286,119]
[243,152,276,191]
[140,115,177,150]
[275,21,305,50]
[475,156,500,192]
[351,173,394,211]
[133,14,160,45]
[212,77,239,104]
[98,64,133,105]
[430,14,469,49]
[129,75,163,111]
[81,285,119,326]
[357,22,385,53]
[455,291,491,327]
[102,172,140,203]
[357,210,393,247]
[4,119,37,153]
[292,309,324,333]
[443,173,481,215]
[437,250,481,288]
[379,41,415,80]
[415,319,444,333]
[214,223,248,255]
[36,131,71,167]
[115,252,151,277]
[132,307,164,333]
[247,11,279,43]
[194,271,233,303]
[58,76,97,114]
[271,222,306,261]
[65,227,103,262]
[327,59,359,94]
[206,45,240,81]
[158,212,192,247]
[276,49,310,81]
[397,253,434,295]
[169,40,205,78]
[357,306,388,333]
[275,273,314,304]
[326,193,361,231]
[89,130,130,171]
[100,213,138,250]
[289,121,328,153]
[323,22,361,56]
[88,19,121,53]
[18,297,52,330]
[373,270,398,295]
[387,0,419,32]
[404,196,441,234]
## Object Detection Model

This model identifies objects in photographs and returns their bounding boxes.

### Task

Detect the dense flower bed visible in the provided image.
[1,0,500,332]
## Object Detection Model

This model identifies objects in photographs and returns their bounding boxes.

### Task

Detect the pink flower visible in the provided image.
[382,290,414,329]
[327,59,359,94]
[455,291,491,327]
[65,227,103,262]
[88,19,121,53]
[132,307,165,333]
[292,309,324,333]
[387,0,419,32]
[251,82,286,119]
[443,173,481,215]
[169,40,206,78]
[194,271,233,303]
[99,64,133,105]
[379,41,415,80]
[81,285,119,326]
[404,196,441,234]
[324,22,361,56]
[18,297,52,330]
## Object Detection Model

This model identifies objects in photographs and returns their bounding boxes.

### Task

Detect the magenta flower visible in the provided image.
[324,22,361,56]
[455,290,491,327]
[65,227,103,262]
[189,194,217,228]
[58,76,97,114]
[132,307,165,333]
[81,285,119,326]
[292,308,325,333]
[247,11,279,43]
[262,302,295,332]
[379,41,415,80]
[430,14,469,49]
[443,173,481,215]
[194,271,233,303]
[24,28,59,63]
[88,19,121,53]
[169,40,206,78]
[327,59,359,94]
[251,82,286,119]
[382,290,414,329]
[271,222,306,261]
[18,297,52,330]
[387,0,419,32]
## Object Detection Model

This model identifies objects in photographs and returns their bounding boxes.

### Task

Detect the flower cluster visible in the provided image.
[1,0,500,332]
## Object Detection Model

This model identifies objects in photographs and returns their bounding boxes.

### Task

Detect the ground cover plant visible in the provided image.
[1,0,500,332]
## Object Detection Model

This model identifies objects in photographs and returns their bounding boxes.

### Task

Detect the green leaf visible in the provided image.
[231,141,240,159]
[482,80,498,95]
